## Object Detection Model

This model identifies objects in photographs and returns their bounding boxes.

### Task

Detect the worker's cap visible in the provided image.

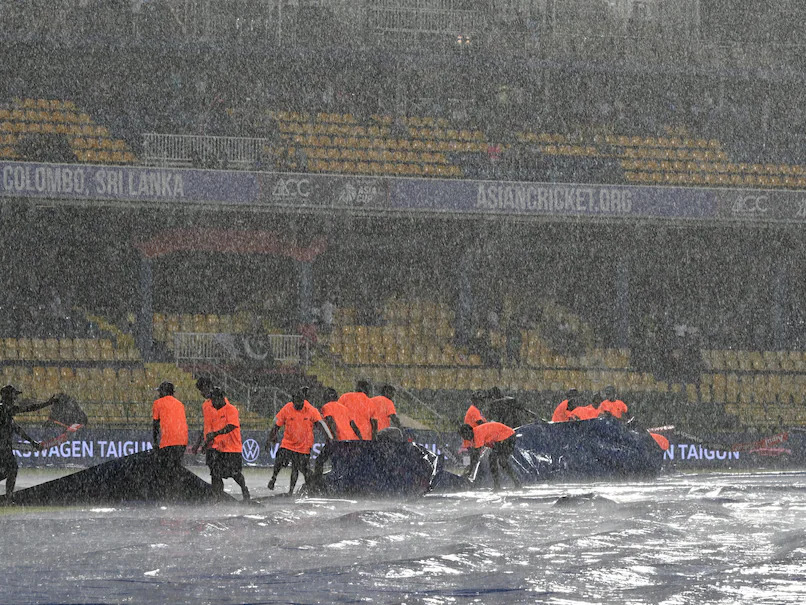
[293,386,309,399]
[567,388,579,396]
[155,381,175,395]
[210,386,226,399]
[0,384,22,398]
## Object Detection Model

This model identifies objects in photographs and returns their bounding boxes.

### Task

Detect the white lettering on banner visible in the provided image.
[13,440,152,459]
[732,194,768,215]
[272,178,310,199]
[663,443,740,462]
[796,198,806,219]
[94,169,185,198]
[2,165,86,194]
[476,184,632,214]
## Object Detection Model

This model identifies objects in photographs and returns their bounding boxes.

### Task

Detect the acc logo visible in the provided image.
[732,194,768,214]
[241,438,260,463]
[272,178,310,198]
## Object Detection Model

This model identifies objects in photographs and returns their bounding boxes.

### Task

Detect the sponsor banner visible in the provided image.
[13,428,802,471]
[390,178,717,219]
[0,161,391,209]
[715,189,806,223]
[0,161,258,204]
[4,160,805,223]
[663,442,741,467]
[12,428,454,468]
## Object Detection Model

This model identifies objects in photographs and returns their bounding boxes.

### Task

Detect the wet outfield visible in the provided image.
[1,468,805,604]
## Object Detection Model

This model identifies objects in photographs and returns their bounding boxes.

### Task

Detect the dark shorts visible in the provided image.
[274,448,310,472]
[491,435,517,458]
[211,451,243,478]
[157,445,186,467]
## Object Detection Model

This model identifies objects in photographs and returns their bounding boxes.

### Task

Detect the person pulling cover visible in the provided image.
[202,387,250,501]
[0,385,54,503]
[267,387,332,495]
[458,421,522,491]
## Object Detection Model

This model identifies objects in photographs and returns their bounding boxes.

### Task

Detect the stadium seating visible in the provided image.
[312,296,806,433]
[0,98,136,164]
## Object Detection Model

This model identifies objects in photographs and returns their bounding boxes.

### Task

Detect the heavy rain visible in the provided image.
[1,1,806,603]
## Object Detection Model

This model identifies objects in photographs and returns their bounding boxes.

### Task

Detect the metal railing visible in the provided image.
[173,332,308,367]
[143,133,273,170]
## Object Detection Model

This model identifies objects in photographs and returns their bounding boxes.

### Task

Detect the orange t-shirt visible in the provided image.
[472,421,515,448]
[370,395,397,431]
[210,402,242,453]
[552,400,572,422]
[202,399,215,437]
[569,405,600,421]
[152,395,188,448]
[276,401,322,454]
[462,405,488,448]
[599,399,628,419]
[338,391,376,440]
[321,400,359,440]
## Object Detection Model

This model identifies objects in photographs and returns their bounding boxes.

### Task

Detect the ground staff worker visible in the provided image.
[461,391,488,450]
[152,381,188,469]
[191,376,217,475]
[202,387,250,501]
[370,384,401,432]
[0,385,49,503]
[267,388,332,495]
[598,386,628,420]
[338,380,377,440]
[320,388,360,441]
[458,421,522,491]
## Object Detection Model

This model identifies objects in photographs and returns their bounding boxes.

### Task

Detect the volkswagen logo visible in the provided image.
[241,438,260,463]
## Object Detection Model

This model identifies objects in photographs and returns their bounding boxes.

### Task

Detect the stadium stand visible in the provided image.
[0,98,136,164]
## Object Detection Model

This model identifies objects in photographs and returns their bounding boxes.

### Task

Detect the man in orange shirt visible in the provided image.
[551,389,579,422]
[370,384,401,433]
[152,381,188,469]
[267,387,332,495]
[598,386,628,420]
[320,388,360,441]
[202,387,250,501]
[337,380,378,440]
[461,391,488,450]
[458,421,521,491]
[191,376,222,495]
[554,388,603,421]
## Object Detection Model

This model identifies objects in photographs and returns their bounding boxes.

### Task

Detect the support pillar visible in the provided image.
[297,260,313,327]
[615,254,630,349]
[137,256,153,362]
[772,256,788,349]
[456,245,474,346]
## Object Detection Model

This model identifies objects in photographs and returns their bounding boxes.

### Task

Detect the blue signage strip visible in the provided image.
[13,428,788,471]
[2,160,804,223]
[390,178,718,218]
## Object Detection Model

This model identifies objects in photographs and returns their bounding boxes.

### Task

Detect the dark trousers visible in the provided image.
[270,447,311,493]
[489,436,520,490]
[154,445,185,499]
